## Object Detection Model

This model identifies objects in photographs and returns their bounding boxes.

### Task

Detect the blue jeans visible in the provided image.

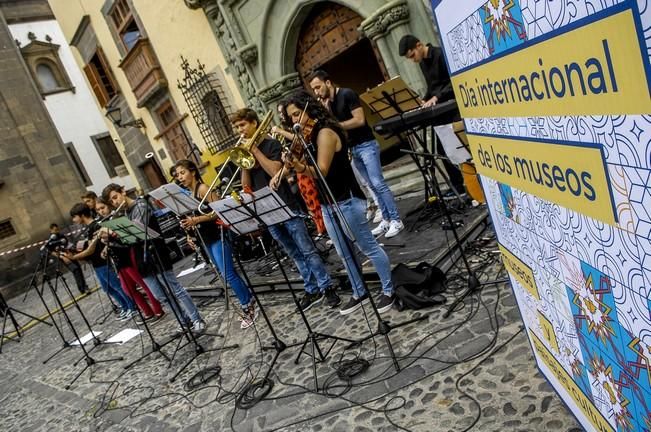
[321,197,394,298]
[94,265,135,312]
[205,239,251,309]
[268,216,332,294]
[144,270,201,323]
[351,140,400,222]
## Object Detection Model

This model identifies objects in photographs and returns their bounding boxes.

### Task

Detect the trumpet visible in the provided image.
[198,110,274,214]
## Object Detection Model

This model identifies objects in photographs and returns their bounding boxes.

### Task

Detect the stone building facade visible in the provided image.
[49,0,247,186]
[0,0,85,293]
[184,0,440,111]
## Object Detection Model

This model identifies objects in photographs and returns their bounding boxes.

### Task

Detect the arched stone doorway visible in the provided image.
[295,2,388,94]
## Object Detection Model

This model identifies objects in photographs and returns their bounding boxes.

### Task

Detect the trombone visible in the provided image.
[198,110,274,214]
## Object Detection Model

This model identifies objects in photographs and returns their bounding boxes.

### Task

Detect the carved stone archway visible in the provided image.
[188,0,441,109]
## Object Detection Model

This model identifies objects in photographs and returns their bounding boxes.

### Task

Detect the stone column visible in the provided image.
[257,72,302,116]
[359,0,426,96]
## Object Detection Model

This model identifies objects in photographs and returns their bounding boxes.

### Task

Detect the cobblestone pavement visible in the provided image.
[0,223,583,432]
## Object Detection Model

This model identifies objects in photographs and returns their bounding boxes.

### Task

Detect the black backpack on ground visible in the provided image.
[392,262,447,311]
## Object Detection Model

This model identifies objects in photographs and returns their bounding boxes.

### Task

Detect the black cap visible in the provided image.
[398,34,420,56]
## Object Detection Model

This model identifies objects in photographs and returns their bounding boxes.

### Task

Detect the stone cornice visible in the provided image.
[359,0,410,39]
[257,73,301,103]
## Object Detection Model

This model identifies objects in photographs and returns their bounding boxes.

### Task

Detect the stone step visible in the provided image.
[382,155,425,198]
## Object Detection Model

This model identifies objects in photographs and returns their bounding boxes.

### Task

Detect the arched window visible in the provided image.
[36,63,60,92]
[20,40,75,96]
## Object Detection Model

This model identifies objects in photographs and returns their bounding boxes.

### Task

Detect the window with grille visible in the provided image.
[0,220,17,240]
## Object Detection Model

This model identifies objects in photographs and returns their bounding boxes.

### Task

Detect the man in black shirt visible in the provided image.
[232,108,340,311]
[66,203,136,320]
[399,34,466,197]
[309,70,404,238]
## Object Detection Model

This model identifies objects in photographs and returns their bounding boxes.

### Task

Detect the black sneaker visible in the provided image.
[377,294,395,313]
[324,287,341,308]
[339,294,369,315]
[299,291,324,311]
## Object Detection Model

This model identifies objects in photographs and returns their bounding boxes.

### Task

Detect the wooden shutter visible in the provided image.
[96,47,118,94]
[83,62,109,107]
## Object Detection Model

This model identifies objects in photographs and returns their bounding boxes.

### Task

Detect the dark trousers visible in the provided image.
[65,260,88,294]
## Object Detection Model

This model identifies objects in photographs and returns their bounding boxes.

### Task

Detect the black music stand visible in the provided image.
[212,188,355,399]
[149,183,227,307]
[362,78,463,230]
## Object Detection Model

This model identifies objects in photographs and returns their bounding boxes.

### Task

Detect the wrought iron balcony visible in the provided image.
[118,38,167,107]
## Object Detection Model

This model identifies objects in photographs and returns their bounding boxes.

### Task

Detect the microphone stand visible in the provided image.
[44,246,123,389]
[141,195,237,383]
[1,257,51,353]
[292,123,428,372]
[225,190,354,400]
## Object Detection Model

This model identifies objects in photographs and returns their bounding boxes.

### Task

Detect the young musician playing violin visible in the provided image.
[277,91,396,315]
[232,108,340,311]
[272,101,328,239]
[174,159,257,329]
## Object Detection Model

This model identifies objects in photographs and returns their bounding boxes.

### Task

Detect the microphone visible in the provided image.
[292,123,303,134]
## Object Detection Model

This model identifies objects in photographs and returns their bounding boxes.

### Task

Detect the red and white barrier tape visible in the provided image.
[0,228,85,258]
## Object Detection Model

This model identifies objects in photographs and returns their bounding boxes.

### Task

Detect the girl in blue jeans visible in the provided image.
[174,159,257,329]
[277,91,396,315]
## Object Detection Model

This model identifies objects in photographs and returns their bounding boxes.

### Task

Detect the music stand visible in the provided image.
[211,187,355,398]
[40,248,123,389]
[361,78,462,230]
[132,197,238,383]
[149,183,228,307]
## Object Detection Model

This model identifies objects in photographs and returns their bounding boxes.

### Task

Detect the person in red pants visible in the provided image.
[96,198,164,323]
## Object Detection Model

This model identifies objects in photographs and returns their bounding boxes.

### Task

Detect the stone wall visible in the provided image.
[0,4,85,295]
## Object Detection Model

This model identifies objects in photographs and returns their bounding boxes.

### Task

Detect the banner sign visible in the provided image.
[432,1,651,430]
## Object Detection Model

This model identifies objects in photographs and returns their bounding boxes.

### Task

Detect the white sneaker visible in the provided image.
[371,220,390,236]
[372,209,383,224]
[366,207,375,221]
[191,319,207,333]
[385,220,404,238]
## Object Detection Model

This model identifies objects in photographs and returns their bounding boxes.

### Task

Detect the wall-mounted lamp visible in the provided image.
[105,106,145,129]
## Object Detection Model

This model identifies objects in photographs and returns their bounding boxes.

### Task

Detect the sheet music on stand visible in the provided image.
[360,76,422,120]
[434,124,472,164]
[209,187,295,235]
[101,216,160,245]
[148,183,199,216]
